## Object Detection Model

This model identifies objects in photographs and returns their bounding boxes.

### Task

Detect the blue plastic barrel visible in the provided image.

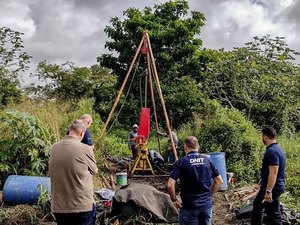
[3,175,51,205]
[207,152,228,191]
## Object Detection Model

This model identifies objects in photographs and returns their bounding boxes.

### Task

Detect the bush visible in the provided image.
[179,100,263,183]
[97,135,130,157]
[0,110,51,181]
[4,98,106,171]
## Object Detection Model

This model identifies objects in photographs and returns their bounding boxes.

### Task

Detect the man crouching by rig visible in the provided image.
[49,119,98,225]
[167,136,223,225]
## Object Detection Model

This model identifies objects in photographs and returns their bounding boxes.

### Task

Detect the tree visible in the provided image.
[30,61,114,101]
[99,0,205,84]
[162,76,205,126]
[199,36,300,132]
[0,27,31,106]
[97,0,206,127]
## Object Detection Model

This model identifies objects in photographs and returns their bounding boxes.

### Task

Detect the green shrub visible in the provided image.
[5,98,106,170]
[7,97,71,142]
[0,110,51,181]
[179,100,263,183]
[97,135,130,157]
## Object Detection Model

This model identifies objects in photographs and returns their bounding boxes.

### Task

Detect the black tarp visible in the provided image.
[112,183,178,223]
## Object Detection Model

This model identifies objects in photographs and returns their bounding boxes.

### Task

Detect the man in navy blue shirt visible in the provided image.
[167,136,223,225]
[251,127,286,225]
[81,114,94,150]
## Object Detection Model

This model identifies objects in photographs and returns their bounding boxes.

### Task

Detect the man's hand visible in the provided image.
[211,175,223,194]
[264,192,273,203]
[167,178,181,211]
[172,199,182,210]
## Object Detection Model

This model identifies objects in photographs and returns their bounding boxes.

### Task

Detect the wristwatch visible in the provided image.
[266,189,272,194]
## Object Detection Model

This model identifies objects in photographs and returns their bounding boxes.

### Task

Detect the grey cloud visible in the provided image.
[188,0,249,49]
[27,0,102,65]
[281,0,300,25]
[73,0,111,9]
[1,0,300,78]
[276,0,300,56]
[189,0,300,55]
[24,0,167,66]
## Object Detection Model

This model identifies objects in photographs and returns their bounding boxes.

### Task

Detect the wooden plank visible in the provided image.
[242,190,259,202]
[101,174,111,188]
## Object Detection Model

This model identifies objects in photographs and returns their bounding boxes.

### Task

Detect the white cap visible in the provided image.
[133,124,139,128]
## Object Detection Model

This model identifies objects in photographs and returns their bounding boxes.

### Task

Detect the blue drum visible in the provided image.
[207,152,228,191]
[3,175,51,205]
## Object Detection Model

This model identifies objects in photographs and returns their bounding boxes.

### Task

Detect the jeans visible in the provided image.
[54,204,96,225]
[179,207,212,225]
[251,188,283,225]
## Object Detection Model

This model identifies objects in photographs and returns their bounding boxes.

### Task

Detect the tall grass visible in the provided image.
[278,135,300,211]
[7,97,71,142]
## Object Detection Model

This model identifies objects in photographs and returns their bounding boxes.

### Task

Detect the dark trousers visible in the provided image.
[54,204,96,225]
[179,207,212,225]
[131,145,137,160]
[251,188,283,225]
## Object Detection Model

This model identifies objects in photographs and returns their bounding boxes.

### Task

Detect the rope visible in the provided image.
[107,54,141,133]
[139,70,143,108]
[144,70,148,107]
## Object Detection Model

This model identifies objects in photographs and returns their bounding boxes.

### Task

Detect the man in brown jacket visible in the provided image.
[49,119,98,225]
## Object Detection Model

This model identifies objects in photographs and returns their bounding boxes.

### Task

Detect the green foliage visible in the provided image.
[29,61,114,102]
[8,97,72,142]
[278,136,300,211]
[92,65,118,122]
[37,184,51,212]
[96,0,206,128]
[0,27,31,106]
[10,97,104,149]
[179,100,263,182]
[200,36,300,132]
[162,76,205,126]
[0,110,51,181]
[97,135,130,158]
[0,76,21,106]
[4,97,106,171]
[60,98,103,138]
[0,27,31,73]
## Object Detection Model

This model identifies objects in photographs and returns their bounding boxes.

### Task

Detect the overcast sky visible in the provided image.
[0,0,299,84]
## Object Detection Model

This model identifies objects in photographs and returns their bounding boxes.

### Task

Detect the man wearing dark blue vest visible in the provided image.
[251,127,286,225]
[167,136,223,225]
[81,114,94,150]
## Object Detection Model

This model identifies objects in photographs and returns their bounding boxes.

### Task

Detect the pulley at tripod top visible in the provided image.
[141,41,149,55]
